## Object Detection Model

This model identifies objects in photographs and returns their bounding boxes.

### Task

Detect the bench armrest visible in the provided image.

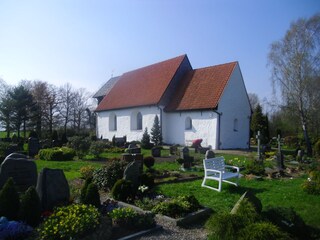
[225,165,240,172]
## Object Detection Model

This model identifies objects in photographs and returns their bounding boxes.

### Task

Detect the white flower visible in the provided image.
[138,185,148,193]
[307,177,311,182]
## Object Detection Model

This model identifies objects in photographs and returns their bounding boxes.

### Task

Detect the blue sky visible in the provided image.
[0,0,319,106]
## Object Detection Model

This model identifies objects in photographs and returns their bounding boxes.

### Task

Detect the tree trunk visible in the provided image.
[300,110,312,156]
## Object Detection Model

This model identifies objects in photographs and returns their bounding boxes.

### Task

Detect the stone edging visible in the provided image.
[117,225,162,240]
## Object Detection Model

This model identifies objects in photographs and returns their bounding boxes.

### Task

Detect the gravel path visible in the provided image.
[136,215,208,240]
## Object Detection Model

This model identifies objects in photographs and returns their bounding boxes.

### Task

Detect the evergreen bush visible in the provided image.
[93,158,127,191]
[89,140,106,158]
[83,183,101,208]
[80,178,92,203]
[67,136,91,158]
[151,115,162,146]
[141,128,153,149]
[0,178,20,220]
[19,186,41,227]
[239,222,289,240]
[111,179,134,202]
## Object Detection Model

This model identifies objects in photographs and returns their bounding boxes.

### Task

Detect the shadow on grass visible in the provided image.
[225,184,267,196]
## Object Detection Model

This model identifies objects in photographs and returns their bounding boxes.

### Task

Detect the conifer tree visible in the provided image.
[151,115,162,146]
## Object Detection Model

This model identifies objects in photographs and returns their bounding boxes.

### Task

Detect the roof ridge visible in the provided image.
[194,61,237,71]
[123,54,187,75]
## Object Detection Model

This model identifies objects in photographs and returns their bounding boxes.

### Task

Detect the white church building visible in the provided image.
[94,54,251,149]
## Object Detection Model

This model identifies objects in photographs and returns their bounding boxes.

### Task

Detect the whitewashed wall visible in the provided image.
[218,64,251,149]
[162,110,219,148]
[96,106,160,142]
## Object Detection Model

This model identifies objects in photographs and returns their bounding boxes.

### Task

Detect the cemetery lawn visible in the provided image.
[155,176,320,230]
[35,160,101,180]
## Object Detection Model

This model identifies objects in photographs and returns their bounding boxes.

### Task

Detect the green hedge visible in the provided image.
[38,147,76,161]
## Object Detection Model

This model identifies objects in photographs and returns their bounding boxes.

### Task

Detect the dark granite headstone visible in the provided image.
[180,147,189,159]
[121,153,134,162]
[36,168,70,211]
[28,137,40,157]
[170,146,178,156]
[151,147,161,157]
[0,154,37,192]
[123,160,141,189]
[205,150,215,159]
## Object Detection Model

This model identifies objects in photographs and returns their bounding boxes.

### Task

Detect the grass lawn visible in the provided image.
[155,176,320,230]
[35,159,102,180]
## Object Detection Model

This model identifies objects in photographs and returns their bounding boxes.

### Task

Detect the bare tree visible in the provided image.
[248,93,260,110]
[268,14,320,156]
[71,88,91,131]
[58,83,75,135]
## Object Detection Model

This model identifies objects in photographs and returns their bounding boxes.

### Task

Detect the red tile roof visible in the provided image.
[165,62,237,111]
[95,55,187,111]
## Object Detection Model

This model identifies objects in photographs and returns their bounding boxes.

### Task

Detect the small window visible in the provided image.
[233,118,238,132]
[185,117,192,130]
[109,113,117,131]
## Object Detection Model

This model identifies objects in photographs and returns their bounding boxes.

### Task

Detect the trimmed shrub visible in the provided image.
[144,156,155,168]
[80,178,92,203]
[67,136,91,157]
[111,179,135,202]
[38,147,75,161]
[19,186,41,227]
[263,206,308,238]
[151,195,201,218]
[83,183,101,208]
[243,160,265,176]
[302,171,320,195]
[89,140,106,158]
[239,222,289,240]
[93,158,127,191]
[206,213,244,240]
[0,178,20,220]
[80,165,95,180]
[37,204,100,240]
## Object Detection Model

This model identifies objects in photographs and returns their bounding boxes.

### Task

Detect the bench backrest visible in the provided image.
[203,157,225,171]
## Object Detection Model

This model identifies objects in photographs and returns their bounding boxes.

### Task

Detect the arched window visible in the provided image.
[233,118,238,132]
[109,113,117,131]
[185,117,192,130]
[137,112,142,130]
[131,111,143,130]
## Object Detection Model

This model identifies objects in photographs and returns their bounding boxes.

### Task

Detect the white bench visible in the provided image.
[201,157,240,192]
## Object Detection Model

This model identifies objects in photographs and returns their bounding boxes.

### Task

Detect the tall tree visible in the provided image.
[248,93,260,110]
[251,104,269,144]
[9,85,34,138]
[58,83,74,135]
[268,14,320,156]
[151,115,162,146]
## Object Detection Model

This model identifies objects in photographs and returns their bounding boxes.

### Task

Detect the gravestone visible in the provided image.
[36,168,70,211]
[123,160,141,189]
[180,147,189,159]
[121,153,133,162]
[133,154,144,173]
[0,153,37,192]
[297,149,304,162]
[205,150,215,159]
[151,147,161,157]
[169,145,178,156]
[28,137,40,157]
[127,143,141,154]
